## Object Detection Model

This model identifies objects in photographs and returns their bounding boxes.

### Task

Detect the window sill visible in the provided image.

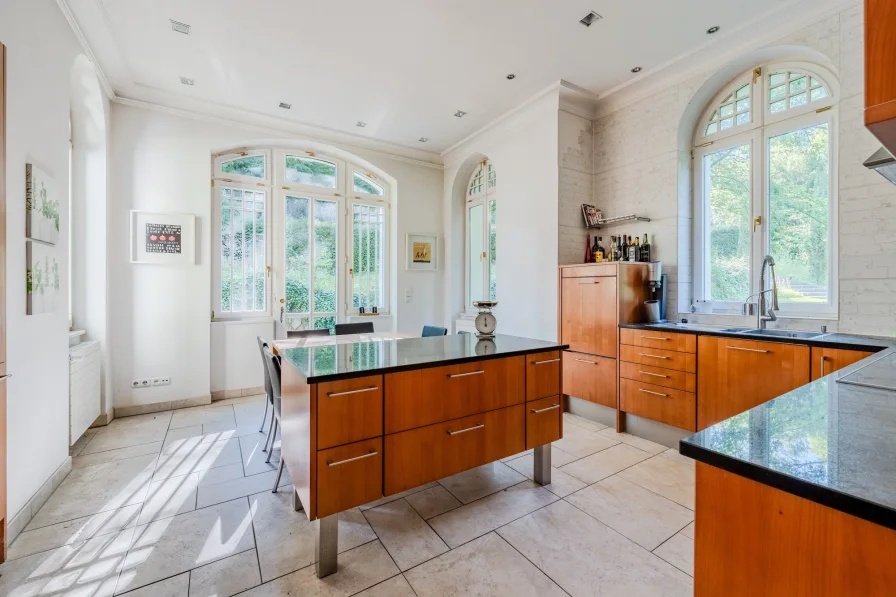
[211,316,276,325]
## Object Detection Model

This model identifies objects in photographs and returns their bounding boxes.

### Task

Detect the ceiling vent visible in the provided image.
[170,20,191,35]
[356,121,367,128]
[279,102,292,109]
[180,77,194,86]
[419,137,429,143]
[580,12,602,27]
[454,110,467,118]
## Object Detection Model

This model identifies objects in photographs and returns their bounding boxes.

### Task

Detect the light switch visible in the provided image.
[405,288,412,303]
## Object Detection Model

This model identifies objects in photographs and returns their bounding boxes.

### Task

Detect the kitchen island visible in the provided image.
[278,333,567,577]
[680,342,896,596]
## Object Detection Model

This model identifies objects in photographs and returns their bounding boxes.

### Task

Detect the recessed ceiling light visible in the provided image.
[454,110,467,118]
[707,25,720,34]
[180,77,194,86]
[506,74,516,80]
[580,12,602,27]
[356,121,367,128]
[170,19,190,35]
[419,137,429,143]
[631,66,642,73]
[279,102,291,109]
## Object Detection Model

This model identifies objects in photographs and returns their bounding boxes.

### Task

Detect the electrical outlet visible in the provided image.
[151,378,162,386]
[139,378,151,388]
[160,376,171,385]
[131,379,141,389]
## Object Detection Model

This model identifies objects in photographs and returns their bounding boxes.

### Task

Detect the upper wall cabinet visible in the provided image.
[865,0,896,152]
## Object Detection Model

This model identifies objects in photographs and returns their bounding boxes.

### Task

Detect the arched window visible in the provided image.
[693,63,837,317]
[212,148,392,332]
[466,159,497,308]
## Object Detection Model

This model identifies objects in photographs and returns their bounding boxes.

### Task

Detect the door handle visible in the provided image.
[532,358,560,365]
[639,353,669,360]
[0,374,10,382]
[574,359,598,365]
[327,449,378,467]
[726,346,770,353]
[447,423,485,435]
[819,356,826,377]
[447,370,484,378]
[531,404,561,414]
[640,336,670,341]
[327,386,379,397]
[638,370,669,378]
[639,388,669,397]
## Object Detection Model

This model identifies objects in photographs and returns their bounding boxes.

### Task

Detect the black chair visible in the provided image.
[334,322,374,335]
[262,345,287,492]
[256,337,274,443]
[422,325,448,337]
[287,329,330,338]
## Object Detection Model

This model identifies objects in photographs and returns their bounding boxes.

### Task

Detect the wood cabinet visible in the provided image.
[525,351,561,401]
[865,0,896,152]
[384,356,524,433]
[619,361,696,393]
[384,404,525,495]
[317,437,383,518]
[620,379,697,432]
[561,351,616,408]
[620,328,696,353]
[697,336,810,430]
[561,276,618,358]
[811,347,876,381]
[619,344,696,373]
[317,375,383,450]
[526,396,562,449]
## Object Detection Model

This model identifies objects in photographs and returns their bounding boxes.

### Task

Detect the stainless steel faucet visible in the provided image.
[758,255,779,329]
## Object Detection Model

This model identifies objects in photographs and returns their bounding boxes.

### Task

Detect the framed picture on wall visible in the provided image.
[26,240,61,315]
[26,163,60,245]
[130,210,196,264]
[406,234,438,271]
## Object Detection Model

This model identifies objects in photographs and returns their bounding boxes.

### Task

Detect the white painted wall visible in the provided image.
[442,90,560,342]
[0,0,82,517]
[582,1,896,336]
[109,103,444,407]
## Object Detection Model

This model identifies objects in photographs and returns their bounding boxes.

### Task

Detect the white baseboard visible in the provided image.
[7,456,73,544]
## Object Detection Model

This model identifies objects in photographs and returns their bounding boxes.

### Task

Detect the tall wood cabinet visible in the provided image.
[559,263,648,428]
[865,0,896,152]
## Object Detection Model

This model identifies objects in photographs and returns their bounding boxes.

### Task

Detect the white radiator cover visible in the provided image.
[70,340,101,445]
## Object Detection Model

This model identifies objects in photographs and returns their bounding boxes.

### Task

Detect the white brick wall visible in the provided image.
[559,110,593,265]
[573,0,896,336]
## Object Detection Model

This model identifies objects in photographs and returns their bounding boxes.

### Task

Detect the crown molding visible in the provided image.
[56,0,116,99]
[113,97,444,170]
[559,81,599,120]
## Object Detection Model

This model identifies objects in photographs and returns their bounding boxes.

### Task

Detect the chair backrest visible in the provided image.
[422,325,448,337]
[334,322,374,335]
[287,329,330,338]
[257,336,272,400]
[262,345,282,408]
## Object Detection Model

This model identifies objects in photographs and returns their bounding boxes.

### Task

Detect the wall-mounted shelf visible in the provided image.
[586,214,651,229]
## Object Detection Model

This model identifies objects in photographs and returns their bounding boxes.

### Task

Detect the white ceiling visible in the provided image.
[66,0,795,154]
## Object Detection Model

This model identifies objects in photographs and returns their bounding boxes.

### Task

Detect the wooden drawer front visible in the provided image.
[620,379,696,432]
[384,356,524,434]
[811,347,876,381]
[526,396,562,449]
[560,263,617,278]
[317,437,383,518]
[384,405,525,495]
[562,351,616,408]
[620,328,696,353]
[619,361,696,393]
[317,375,383,450]
[526,351,561,401]
[620,344,696,373]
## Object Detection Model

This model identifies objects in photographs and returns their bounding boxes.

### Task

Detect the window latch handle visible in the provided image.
[753,215,762,232]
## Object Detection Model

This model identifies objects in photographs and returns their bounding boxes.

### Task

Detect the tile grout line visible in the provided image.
[247,495,265,593]
[492,531,574,597]
[361,499,419,573]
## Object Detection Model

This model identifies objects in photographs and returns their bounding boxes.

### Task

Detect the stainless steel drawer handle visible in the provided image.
[531,404,561,414]
[639,388,669,397]
[532,358,561,365]
[579,281,600,284]
[726,346,770,353]
[0,374,11,382]
[447,423,485,435]
[327,450,378,467]
[327,386,379,397]
[448,370,484,378]
[574,359,598,365]
[639,370,669,378]
[640,336,670,341]
[639,353,669,360]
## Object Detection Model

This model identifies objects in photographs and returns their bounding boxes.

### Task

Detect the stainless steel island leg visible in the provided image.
[316,514,339,578]
[533,444,551,486]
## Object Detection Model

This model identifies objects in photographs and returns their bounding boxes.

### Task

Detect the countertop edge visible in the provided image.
[297,343,570,384]
[680,439,896,531]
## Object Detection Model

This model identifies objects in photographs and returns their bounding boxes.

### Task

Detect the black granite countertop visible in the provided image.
[280,334,567,383]
[648,320,896,529]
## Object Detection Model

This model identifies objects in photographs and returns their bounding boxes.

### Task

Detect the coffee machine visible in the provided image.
[645,261,668,323]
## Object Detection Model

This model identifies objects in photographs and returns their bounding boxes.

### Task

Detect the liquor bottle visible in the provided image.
[621,235,629,261]
[629,237,638,262]
[591,235,599,262]
[596,237,605,262]
[584,234,592,264]
[609,236,617,261]
[641,233,650,262]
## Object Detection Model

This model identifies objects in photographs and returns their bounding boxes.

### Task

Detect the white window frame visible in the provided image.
[464,160,497,312]
[212,147,391,324]
[693,62,838,318]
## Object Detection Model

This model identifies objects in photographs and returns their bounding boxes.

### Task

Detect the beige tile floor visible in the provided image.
[0,399,696,597]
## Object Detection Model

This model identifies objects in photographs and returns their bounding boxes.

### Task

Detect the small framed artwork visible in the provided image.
[582,204,602,228]
[406,234,438,271]
[130,210,196,265]
[26,163,60,245]
[26,240,61,315]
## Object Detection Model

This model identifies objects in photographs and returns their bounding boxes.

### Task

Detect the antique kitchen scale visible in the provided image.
[472,301,498,355]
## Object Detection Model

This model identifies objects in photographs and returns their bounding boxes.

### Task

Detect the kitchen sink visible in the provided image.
[719,328,750,333]
[735,329,825,339]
